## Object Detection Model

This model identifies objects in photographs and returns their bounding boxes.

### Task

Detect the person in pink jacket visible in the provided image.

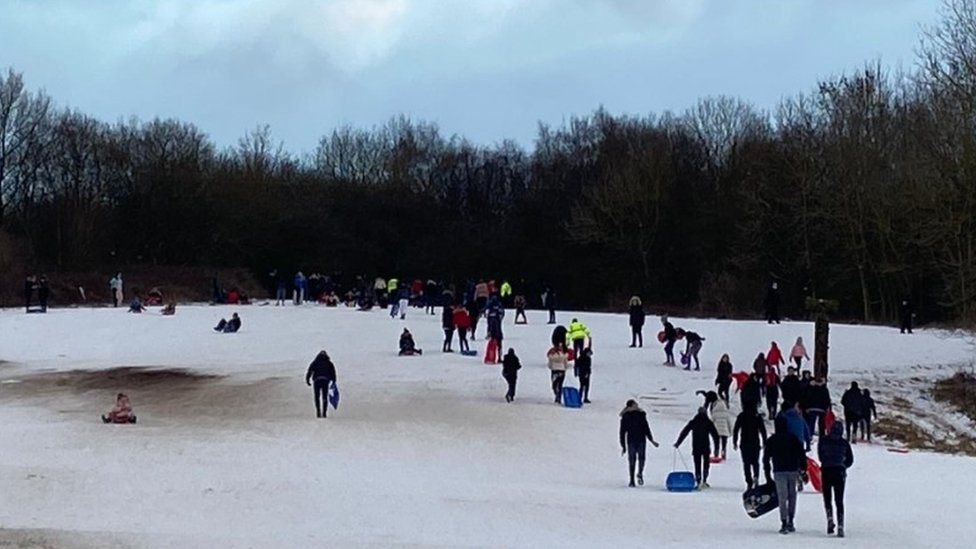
[766,342,785,376]
[789,337,810,369]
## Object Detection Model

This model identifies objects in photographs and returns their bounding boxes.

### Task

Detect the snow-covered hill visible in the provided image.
[0,305,973,547]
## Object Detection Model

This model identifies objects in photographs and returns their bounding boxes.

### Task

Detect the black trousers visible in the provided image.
[741,446,760,486]
[504,375,517,400]
[822,467,847,525]
[717,380,731,403]
[548,308,556,323]
[443,327,455,351]
[313,378,331,417]
[631,326,643,346]
[627,440,646,482]
[551,371,565,401]
[845,413,861,440]
[457,329,469,351]
[693,451,710,483]
[579,373,590,401]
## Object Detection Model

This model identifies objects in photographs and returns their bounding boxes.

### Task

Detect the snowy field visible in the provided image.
[0,304,974,548]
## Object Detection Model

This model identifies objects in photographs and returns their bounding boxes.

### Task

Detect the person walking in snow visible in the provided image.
[780,366,802,407]
[765,369,781,419]
[442,303,456,352]
[860,388,878,442]
[733,407,767,489]
[547,343,570,404]
[293,271,306,305]
[789,337,809,369]
[674,408,720,489]
[661,316,677,366]
[764,282,781,324]
[764,416,806,534]
[802,376,831,438]
[778,401,812,453]
[109,273,123,308]
[502,348,521,402]
[766,341,785,377]
[710,397,733,460]
[841,382,866,442]
[741,371,763,415]
[305,350,337,418]
[899,296,914,334]
[575,347,593,403]
[543,286,557,325]
[628,296,645,348]
[681,329,704,371]
[619,400,660,487]
[486,295,505,348]
[715,354,733,403]
[818,421,854,537]
[513,295,527,324]
[453,305,471,353]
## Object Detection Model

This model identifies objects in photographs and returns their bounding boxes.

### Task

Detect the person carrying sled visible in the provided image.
[764,416,806,534]
[681,329,704,371]
[102,393,137,424]
[305,350,338,418]
[841,381,865,442]
[567,318,591,357]
[628,296,645,347]
[619,399,660,487]
[453,305,471,353]
[733,407,767,489]
[674,407,720,489]
[547,343,570,404]
[442,303,456,352]
[661,316,677,366]
[502,348,521,402]
[818,421,854,537]
[789,337,809,369]
[715,354,733,403]
[398,328,422,356]
[575,348,593,404]
[214,312,242,333]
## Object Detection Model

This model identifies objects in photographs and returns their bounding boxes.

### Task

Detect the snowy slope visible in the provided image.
[0,305,974,548]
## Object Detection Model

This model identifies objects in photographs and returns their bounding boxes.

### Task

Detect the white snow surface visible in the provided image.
[0,305,974,548]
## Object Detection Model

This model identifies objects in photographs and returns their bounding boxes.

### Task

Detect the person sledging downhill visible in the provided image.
[619,399,660,487]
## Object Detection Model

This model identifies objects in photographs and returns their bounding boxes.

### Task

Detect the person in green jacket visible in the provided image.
[567,318,591,357]
[499,280,513,308]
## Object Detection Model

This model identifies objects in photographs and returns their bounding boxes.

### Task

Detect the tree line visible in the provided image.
[2,0,976,323]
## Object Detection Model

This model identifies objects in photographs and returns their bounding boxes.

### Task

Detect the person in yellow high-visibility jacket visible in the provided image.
[499,280,513,308]
[567,318,591,357]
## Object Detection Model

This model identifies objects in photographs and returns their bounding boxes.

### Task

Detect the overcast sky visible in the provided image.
[0,0,940,152]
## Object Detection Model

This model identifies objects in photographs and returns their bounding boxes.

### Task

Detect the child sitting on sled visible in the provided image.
[101,393,137,424]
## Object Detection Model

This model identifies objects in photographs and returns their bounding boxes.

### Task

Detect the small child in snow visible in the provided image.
[399,328,422,356]
[101,393,137,424]
[128,297,145,313]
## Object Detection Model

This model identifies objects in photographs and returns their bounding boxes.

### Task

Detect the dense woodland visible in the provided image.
[3,1,976,323]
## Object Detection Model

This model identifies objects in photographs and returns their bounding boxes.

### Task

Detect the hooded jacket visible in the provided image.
[763,417,807,474]
[628,303,645,327]
[710,399,733,437]
[567,320,590,342]
[502,352,521,378]
[818,422,854,470]
[841,384,866,417]
[733,410,767,450]
[675,412,720,455]
[778,407,810,445]
[619,403,655,448]
[306,352,337,383]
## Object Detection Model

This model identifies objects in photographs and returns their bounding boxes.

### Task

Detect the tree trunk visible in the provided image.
[814,314,829,381]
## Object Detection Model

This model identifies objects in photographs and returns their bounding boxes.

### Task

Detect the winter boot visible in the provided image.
[779,522,789,535]
[787,521,795,533]
[837,511,845,537]
[826,506,835,534]
[637,474,644,486]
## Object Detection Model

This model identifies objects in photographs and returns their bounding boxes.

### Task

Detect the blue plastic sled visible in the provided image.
[666,471,697,492]
[460,350,478,357]
[328,382,340,410]
[562,387,582,408]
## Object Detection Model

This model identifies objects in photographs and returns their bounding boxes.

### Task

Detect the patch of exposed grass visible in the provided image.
[932,372,976,423]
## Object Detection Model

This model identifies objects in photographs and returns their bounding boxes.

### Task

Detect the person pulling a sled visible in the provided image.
[619,399,659,487]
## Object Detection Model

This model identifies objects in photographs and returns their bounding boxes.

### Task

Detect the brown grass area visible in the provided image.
[932,372,976,423]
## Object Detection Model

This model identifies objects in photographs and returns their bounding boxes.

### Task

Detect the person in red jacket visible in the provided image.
[766,342,785,377]
[453,306,472,353]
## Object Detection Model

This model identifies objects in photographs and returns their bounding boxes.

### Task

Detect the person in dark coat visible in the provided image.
[674,408,720,488]
[398,329,422,356]
[818,421,854,537]
[442,304,456,352]
[733,408,768,488]
[764,282,781,324]
[765,370,781,419]
[899,296,914,334]
[764,416,807,534]
[213,312,241,333]
[780,367,802,407]
[802,377,831,438]
[841,381,865,442]
[305,350,337,418]
[37,275,49,312]
[662,316,677,366]
[619,400,660,487]
[575,348,593,403]
[544,286,557,324]
[741,372,763,415]
[860,388,878,442]
[628,296,645,347]
[24,275,36,313]
[715,354,733,403]
[501,348,521,402]
[465,299,480,340]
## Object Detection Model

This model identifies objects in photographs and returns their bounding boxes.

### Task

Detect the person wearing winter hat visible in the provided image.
[841,381,866,442]
[576,347,593,403]
[628,296,645,347]
[501,348,521,402]
[789,337,810,369]
[674,407,720,489]
[733,407,767,488]
[619,400,660,487]
[818,421,854,537]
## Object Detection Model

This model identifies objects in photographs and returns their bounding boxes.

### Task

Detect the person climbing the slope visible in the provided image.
[715,354,733,403]
[789,337,809,369]
[766,341,786,376]
[764,416,806,534]
[841,381,865,442]
[733,407,767,489]
[619,399,660,487]
[674,407,720,489]
[818,421,854,537]
[305,350,337,418]
[860,388,878,442]
[547,343,569,404]
[502,348,521,402]
[710,396,733,461]
[575,348,593,404]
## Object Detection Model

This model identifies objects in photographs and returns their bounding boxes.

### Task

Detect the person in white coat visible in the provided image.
[710,398,734,461]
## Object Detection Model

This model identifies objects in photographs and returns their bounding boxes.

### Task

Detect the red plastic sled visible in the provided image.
[484,339,498,364]
[709,456,724,464]
[806,457,822,492]
[657,330,666,343]
[824,408,836,433]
